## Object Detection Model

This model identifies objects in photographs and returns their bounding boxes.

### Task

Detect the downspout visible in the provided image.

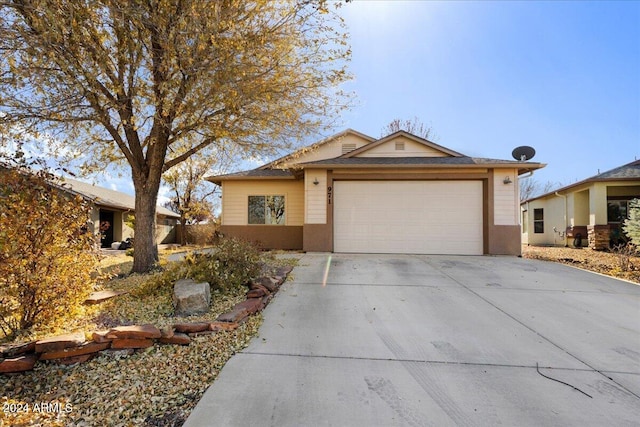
[519,169,535,246]
[520,170,534,179]
[555,192,568,247]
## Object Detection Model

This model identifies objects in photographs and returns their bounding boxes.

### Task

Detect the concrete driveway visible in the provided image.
[185,254,640,427]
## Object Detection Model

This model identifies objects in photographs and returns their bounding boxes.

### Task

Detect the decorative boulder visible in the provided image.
[173,279,211,315]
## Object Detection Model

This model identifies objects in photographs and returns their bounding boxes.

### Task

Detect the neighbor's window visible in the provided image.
[607,200,629,223]
[248,195,285,225]
[534,208,544,233]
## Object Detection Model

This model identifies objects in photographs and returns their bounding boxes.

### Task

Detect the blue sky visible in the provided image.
[24,0,638,198]
[338,0,639,187]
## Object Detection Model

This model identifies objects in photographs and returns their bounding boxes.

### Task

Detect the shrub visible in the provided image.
[611,243,637,272]
[623,198,640,246]
[134,237,266,298]
[187,237,265,292]
[0,165,100,339]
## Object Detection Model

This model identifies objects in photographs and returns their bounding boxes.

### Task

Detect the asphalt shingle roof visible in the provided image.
[56,177,180,218]
[590,159,640,180]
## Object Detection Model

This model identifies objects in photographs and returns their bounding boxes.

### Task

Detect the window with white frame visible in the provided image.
[248,195,285,225]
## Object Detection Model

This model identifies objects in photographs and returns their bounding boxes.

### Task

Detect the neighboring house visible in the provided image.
[521,160,640,249]
[0,163,180,247]
[56,177,180,247]
[207,129,545,255]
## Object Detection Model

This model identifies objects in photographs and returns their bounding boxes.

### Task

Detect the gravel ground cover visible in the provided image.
[1,251,294,427]
[522,245,640,284]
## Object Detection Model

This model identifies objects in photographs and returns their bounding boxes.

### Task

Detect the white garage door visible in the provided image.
[333,181,483,255]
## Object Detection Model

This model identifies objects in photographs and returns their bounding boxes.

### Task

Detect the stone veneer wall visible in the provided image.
[587,225,610,250]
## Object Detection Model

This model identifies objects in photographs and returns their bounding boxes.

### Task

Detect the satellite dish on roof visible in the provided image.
[512,146,536,161]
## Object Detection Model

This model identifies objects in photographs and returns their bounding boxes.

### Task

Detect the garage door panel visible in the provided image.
[334,181,483,255]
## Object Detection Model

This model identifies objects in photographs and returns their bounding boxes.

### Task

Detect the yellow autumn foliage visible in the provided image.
[0,165,100,339]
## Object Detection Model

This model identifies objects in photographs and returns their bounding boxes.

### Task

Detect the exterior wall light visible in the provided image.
[503,176,513,184]
[313,178,319,185]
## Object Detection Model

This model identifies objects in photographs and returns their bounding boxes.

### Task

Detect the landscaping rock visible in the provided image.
[252,276,279,292]
[246,288,268,298]
[53,353,96,365]
[92,330,113,343]
[106,324,162,340]
[236,298,263,315]
[173,322,210,333]
[173,279,211,315]
[110,338,154,349]
[39,342,110,361]
[0,341,36,358]
[159,333,191,345]
[35,332,86,353]
[217,298,263,323]
[275,265,293,277]
[248,282,270,292]
[217,307,250,323]
[0,354,38,373]
[209,322,239,332]
[261,294,273,310]
[85,290,128,305]
[161,327,175,339]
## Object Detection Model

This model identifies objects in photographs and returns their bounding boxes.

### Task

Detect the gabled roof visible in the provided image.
[258,128,376,170]
[341,130,464,158]
[55,177,180,218]
[206,128,546,182]
[522,159,640,204]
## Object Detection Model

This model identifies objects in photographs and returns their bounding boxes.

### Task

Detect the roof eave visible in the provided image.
[522,176,640,204]
[301,162,546,170]
[206,175,298,185]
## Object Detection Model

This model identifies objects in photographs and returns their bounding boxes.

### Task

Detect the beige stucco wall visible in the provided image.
[304,169,327,224]
[355,135,450,158]
[607,184,640,197]
[221,180,304,226]
[589,182,608,226]
[522,196,567,246]
[568,189,590,226]
[493,168,519,226]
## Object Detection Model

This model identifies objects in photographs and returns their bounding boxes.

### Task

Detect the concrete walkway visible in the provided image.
[184,254,640,426]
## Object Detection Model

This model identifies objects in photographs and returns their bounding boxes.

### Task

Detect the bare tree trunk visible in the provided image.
[132,178,161,273]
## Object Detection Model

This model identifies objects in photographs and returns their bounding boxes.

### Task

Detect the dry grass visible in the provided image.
[522,245,640,284]
[1,251,296,427]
